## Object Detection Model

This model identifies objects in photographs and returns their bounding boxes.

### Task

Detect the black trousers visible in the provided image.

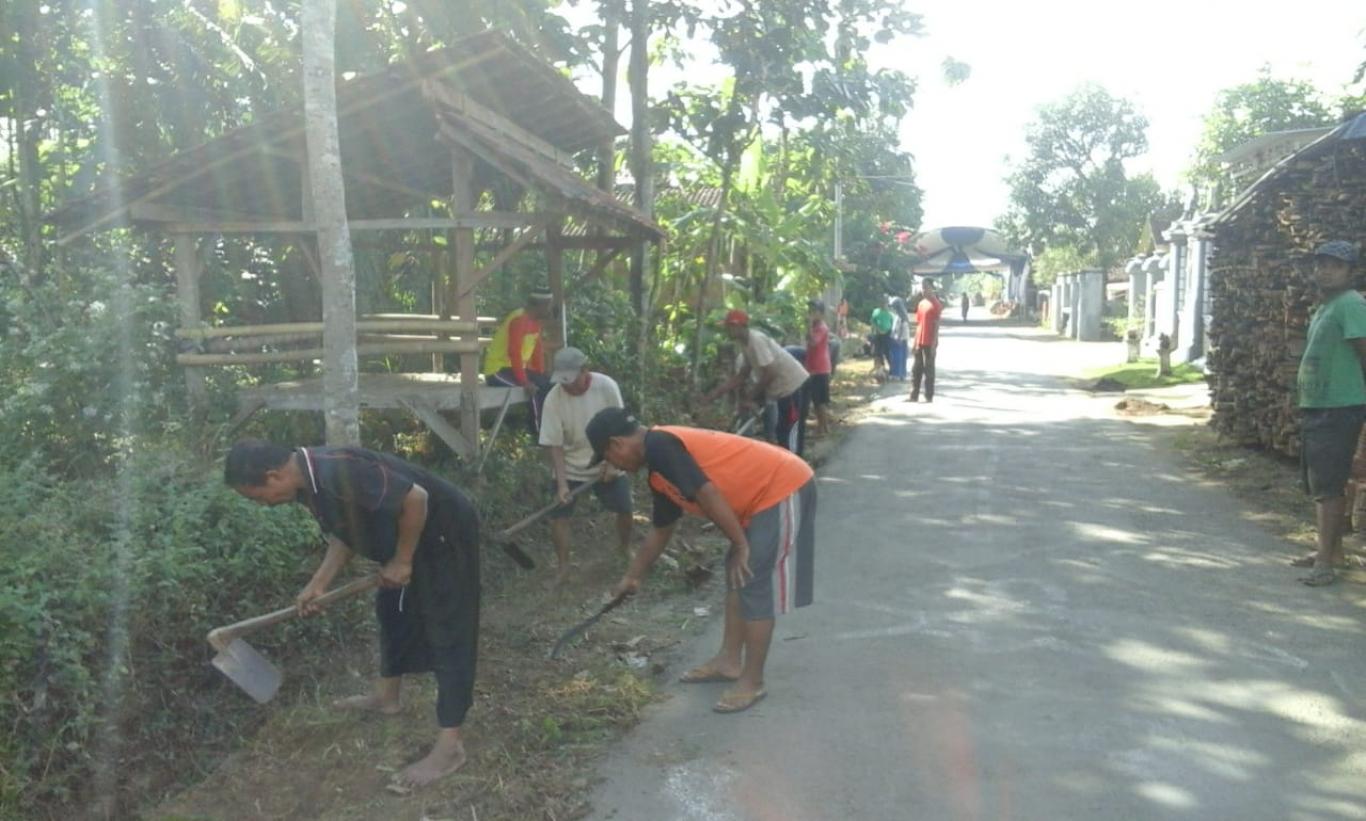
[376,494,481,728]
[487,368,552,435]
[775,384,809,456]
[911,345,937,400]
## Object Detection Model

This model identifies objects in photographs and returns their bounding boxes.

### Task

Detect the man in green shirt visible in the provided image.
[1295,241,1366,586]
[869,301,894,379]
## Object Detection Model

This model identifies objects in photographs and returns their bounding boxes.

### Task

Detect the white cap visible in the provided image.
[550,347,588,384]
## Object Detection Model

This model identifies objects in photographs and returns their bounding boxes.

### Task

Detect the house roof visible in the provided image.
[1214,126,1334,167]
[1212,113,1366,228]
[47,30,660,242]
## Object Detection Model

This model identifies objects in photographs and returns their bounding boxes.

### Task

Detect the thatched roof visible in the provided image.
[48,30,661,242]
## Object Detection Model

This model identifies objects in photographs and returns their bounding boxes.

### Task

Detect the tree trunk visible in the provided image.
[597,0,622,193]
[303,0,360,445]
[691,158,736,387]
[628,0,653,317]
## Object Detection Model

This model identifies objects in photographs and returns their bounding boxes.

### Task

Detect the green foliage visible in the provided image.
[1031,244,1098,289]
[1000,84,1166,271]
[0,452,347,816]
[1188,69,1336,203]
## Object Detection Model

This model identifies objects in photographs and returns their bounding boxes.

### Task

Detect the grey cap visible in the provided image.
[1315,241,1359,265]
[550,346,588,384]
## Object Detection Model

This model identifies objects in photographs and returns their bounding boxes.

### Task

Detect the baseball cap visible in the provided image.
[808,298,826,313]
[723,309,749,327]
[550,346,588,384]
[1315,241,1359,265]
[585,407,642,465]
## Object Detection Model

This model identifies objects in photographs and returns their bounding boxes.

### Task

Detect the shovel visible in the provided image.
[207,575,380,703]
[492,480,598,570]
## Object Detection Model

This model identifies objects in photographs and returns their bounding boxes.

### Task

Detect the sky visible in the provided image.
[894,0,1366,228]
[563,1,1366,231]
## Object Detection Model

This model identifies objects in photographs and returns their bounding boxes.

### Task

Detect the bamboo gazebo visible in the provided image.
[48,31,662,458]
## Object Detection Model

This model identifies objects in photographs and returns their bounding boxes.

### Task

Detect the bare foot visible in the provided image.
[679,658,742,683]
[393,736,466,789]
[333,694,401,715]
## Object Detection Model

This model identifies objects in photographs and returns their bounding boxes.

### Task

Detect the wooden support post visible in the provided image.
[173,233,207,406]
[547,220,566,352]
[451,147,481,461]
[400,398,474,459]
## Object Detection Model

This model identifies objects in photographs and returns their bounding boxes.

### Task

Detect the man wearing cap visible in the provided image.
[700,310,811,456]
[538,347,635,584]
[1293,241,1366,586]
[586,408,817,713]
[484,291,555,431]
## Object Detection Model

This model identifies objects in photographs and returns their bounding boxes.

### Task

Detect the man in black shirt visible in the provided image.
[226,440,480,789]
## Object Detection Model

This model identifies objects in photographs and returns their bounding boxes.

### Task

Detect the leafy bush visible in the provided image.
[0,450,361,817]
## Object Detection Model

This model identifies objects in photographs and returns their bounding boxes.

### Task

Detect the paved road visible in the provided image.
[588,318,1366,821]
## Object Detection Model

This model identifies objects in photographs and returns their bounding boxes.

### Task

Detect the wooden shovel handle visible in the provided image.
[207,576,380,651]
[496,480,598,540]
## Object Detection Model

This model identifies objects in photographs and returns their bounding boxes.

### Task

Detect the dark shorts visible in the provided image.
[547,474,633,519]
[807,373,831,405]
[734,479,817,621]
[872,333,891,359]
[1301,406,1366,500]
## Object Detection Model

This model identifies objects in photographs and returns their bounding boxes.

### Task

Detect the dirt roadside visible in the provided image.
[152,357,882,821]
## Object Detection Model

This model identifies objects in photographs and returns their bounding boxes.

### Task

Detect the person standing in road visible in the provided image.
[588,409,817,714]
[961,291,971,323]
[888,296,911,381]
[806,299,835,436]
[225,440,480,790]
[701,310,811,456]
[538,347,635,585]
[869,301,894,380]
[909,277,944,403]
[1292,241,1366,587]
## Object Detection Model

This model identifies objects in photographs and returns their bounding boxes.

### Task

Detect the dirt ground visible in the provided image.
[151,355,883,821]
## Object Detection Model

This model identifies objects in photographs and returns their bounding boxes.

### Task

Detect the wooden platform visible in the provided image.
[236,373,526,459]
[238,372,524,412]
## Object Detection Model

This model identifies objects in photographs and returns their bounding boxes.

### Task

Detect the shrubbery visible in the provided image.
[0,448,365,815]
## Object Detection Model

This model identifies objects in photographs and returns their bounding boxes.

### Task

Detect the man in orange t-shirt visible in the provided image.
[910,277,944,403]
[587,408,816,714]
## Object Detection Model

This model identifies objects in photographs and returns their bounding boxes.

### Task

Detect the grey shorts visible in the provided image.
[547,475,633,519]
[1301,406,1366,500]
[734,478,817,621]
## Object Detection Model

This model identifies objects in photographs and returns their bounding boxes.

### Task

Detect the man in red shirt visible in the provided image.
[910,277,944,403]
[806,299,834,435]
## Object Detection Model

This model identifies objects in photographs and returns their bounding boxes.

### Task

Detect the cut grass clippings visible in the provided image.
[1081,359,1206,391]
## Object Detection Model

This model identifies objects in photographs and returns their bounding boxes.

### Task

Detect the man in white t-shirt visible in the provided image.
[539,347,634,583]
[701,310,811,455]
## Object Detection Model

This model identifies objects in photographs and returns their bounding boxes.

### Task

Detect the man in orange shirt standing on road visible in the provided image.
[910,277,945,403]
[588,408,817,714]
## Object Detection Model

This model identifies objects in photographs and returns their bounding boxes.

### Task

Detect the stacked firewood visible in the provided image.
[1207,138,1366,457]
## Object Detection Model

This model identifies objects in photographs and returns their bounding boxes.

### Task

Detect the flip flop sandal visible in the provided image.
[680,667,740,684]
[713,689,766,714]
[1299,567,1337,587]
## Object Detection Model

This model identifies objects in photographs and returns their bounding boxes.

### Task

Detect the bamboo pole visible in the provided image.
[177,318,479,339]
[178,340,482,366]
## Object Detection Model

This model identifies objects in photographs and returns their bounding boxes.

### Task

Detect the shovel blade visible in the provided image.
[211,638,282,704]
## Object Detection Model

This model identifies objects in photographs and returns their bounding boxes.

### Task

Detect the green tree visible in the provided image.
[1000,84,1164,271]
[1188,70,1335,203]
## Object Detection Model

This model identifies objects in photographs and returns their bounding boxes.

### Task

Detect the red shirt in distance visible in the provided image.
[914,296,944,348]
[806,319,832,375]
